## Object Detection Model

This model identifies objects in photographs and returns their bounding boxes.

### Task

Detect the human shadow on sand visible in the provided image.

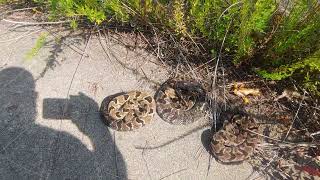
[0,67,127,179]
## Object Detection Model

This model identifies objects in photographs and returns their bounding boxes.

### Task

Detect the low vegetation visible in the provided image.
[1,0,319,96]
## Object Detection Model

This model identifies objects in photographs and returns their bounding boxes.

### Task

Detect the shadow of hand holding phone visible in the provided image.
[0,67,127,179]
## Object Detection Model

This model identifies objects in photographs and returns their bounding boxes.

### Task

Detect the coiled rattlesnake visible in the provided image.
[154,79,207,125]
[101,91,156,131]
[210,114,261,163]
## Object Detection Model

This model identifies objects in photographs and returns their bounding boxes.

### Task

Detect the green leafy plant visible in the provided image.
[257,49,320,94]
[171,0,187,35]
[25,32,48,60]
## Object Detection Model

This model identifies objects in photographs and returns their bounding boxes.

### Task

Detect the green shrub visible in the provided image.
[236,0,276,62]
[46,0,130,24]
[3,0,319,95]
[171,0,187,35]
[256,1,320,94]
[257,49,320,95]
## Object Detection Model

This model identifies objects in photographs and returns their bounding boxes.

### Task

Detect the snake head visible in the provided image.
[164,88,177,98]
[231,114,248,130]
[175,84,206,101]
[232,114,258,132]
[231,114,243,123]
[175,81,205,94]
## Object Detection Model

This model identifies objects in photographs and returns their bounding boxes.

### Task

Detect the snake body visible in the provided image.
[155,79,207,125]
[210,114,261,163]
[101,91,156,131]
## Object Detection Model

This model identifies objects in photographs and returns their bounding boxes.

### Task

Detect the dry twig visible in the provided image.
[2,18,71,25]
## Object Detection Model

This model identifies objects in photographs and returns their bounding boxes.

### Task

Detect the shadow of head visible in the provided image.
[0,67,37,155]
[0,67,37,125]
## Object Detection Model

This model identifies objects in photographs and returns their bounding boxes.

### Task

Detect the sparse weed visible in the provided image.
[25,32,48,60]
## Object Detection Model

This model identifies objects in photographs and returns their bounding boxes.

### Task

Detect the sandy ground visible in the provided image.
[0,22,259,180]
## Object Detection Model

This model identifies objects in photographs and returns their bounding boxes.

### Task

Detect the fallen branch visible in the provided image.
[283,91,306,141]
[0,7,38,17]
[2,18,71,25]
[245,128,318,148]
[0,29,42,43]
[159,168,188,180]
